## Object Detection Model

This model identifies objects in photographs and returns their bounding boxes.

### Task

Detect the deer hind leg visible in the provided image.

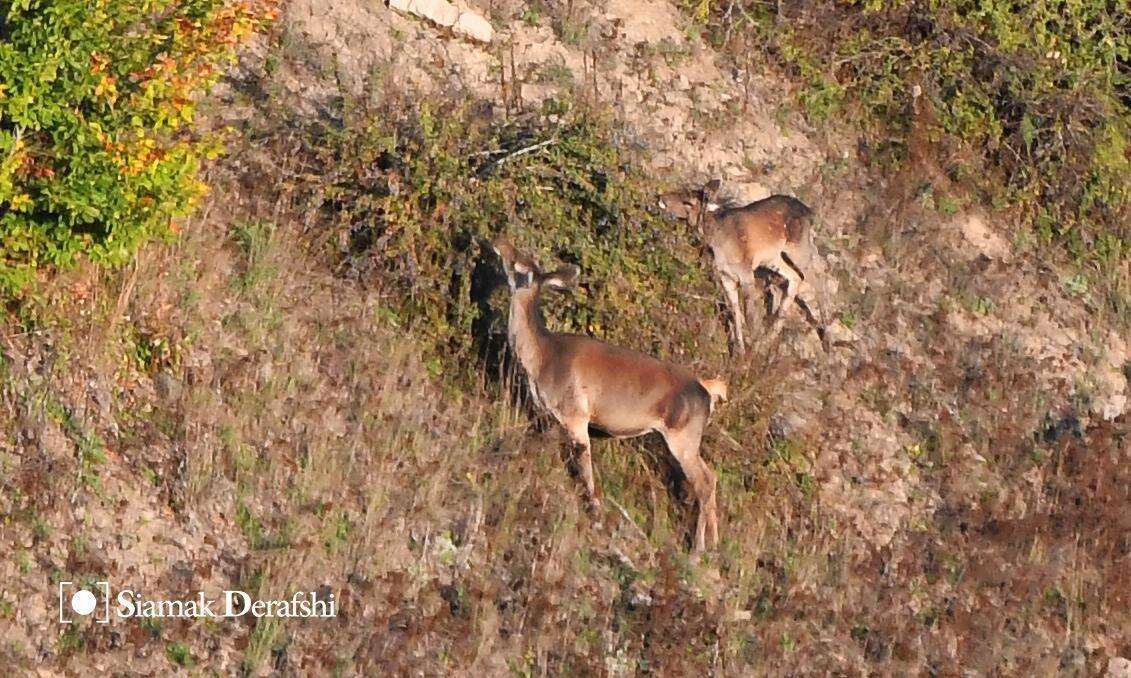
[718,274,746,355]
[793,279,819,322]
[794,279,831,350]
[762,281,783,320]
[562,416,600,511]
[662,426,718,552]
[772,255,803,320]
[690,455,718,549]
[778,262,831,350]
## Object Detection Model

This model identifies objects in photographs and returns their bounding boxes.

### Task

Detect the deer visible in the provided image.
[659,180,829,355]
[489,237,728,552]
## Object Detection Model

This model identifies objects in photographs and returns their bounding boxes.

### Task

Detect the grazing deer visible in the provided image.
[659,180,829,354]
[490,237,727,552]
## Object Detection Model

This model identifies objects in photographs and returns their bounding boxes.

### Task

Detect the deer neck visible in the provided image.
[508,288,551,378]
[695,207,717,237]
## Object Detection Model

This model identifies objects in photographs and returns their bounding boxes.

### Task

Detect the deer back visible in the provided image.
[705,195,811,266]
[536,333,712,436]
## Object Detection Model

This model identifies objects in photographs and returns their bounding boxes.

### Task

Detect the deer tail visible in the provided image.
[698,378,728,414]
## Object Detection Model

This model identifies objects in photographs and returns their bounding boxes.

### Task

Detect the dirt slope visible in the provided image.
[1,0,1127,675]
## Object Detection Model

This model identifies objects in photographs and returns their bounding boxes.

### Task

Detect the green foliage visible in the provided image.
[235,500,264,548]
[307,98,725,374]
[57,625,83,654]
[0,0,276,295]
[43,393,106,488]
[243,615,283,673]
[166,641,192,667]
[687,0,1129,262]
[13,549,32,574]
[231,220,278,291]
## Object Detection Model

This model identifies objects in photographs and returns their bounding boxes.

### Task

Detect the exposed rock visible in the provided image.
[388,0,494,43]
[1094,392,1127,422]
[956,209,1012,262]
[154,371,183,403]
[389,0,458,29]
[453,9,494,43]
[1092,329,1129,421]
[769,411,807,439]
[604,0,686,44]
[1108,657,1131,678]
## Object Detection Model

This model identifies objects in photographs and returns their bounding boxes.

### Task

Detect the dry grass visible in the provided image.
[1,4,1128,675]
[2,122,1125,675]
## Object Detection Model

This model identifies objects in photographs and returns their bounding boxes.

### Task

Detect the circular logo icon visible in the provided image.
[71,589,97,616]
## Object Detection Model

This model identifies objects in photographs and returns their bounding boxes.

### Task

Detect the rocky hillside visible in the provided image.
[1,0,1127,675]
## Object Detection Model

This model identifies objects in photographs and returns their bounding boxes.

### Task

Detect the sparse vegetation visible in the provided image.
[300,95,724,372]
[165,641,192,667]
[685,0,1129,270]
[0,0,1126,675]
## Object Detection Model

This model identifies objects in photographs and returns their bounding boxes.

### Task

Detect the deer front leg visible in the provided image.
[772,258,802,321]
[563,417,600,512]
[742,280,765,331]
[763,282,783,319]
[719,275,746,355]
[663,427,717,553]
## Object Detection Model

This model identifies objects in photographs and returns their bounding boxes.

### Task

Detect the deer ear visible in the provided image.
[513,260,532,275]
[490,236,513,259]
[703,179,722,199]
[542,264,579,290]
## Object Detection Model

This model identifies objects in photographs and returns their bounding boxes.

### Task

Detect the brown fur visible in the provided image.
[659,182,828,354]
[491,237,725,552]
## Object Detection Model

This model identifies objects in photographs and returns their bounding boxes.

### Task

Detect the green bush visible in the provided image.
[293,98,726,375]
[0,0,276,294]
[686,0,1129,262]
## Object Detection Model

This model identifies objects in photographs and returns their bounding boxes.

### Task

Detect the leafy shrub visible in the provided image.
[686,0,1129,263]
[0,0,276,294]
[294,98,726,376]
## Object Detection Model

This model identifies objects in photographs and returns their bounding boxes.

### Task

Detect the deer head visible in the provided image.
[490,237,579,295]
[658,179,722,231]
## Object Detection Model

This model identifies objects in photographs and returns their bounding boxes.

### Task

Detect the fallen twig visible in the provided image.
[492,138,556,166]
[715,427,746,453]
[607,496,650,543]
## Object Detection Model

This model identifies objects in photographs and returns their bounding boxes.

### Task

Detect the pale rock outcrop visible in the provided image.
[1107,657,1131,678]
[958,209,1012,262]
[388,0,494,43]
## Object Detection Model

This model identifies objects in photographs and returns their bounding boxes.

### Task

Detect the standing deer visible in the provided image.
[490,237,727,552]
[659,180,829,354]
